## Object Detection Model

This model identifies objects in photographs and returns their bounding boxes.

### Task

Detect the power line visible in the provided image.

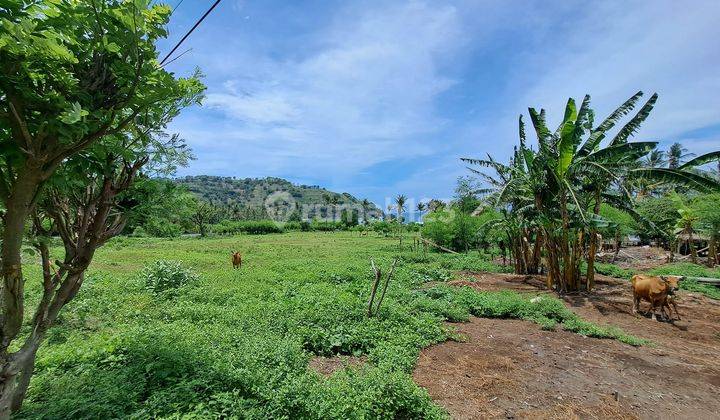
[160,48,192,68]
[160,0,222,66]
[172,0,186,14]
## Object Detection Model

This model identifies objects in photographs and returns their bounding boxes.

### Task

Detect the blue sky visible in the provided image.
[160,0,720,210]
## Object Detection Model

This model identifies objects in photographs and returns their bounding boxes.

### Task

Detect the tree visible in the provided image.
[667,142,693,169]
[635,195,681,250]
[454,176,481,214]
[427,199,445,212]
[0,2,204,413]
[464,92,720,293]
[672,194,699,263]
[394,194,407,250]
[644,149,666,168]
[191,199,219,237]
[416,202,426,222]
[124,178,196,237]
[691,193,720,266]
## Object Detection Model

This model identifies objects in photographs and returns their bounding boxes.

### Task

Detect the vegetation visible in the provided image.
[0,1,204,413]
[140,260,199,296]
[464,92,720,293]
[174,175,381,221]
[14,233,642,418]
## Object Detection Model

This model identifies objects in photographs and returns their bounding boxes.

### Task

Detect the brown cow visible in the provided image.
[231,251,242,269]
[631,274,683,321]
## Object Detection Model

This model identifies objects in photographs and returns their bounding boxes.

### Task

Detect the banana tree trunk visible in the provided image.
[688,230,697,264]
[586,190,601,291]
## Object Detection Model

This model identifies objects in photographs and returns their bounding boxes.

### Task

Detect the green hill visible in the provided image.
[173,175,380,218]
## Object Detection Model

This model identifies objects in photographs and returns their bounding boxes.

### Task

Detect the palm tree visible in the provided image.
[667,142,693,169]
[395,194,407,250]
[395,195,407,223]
[644,149,666,168]
[675,205,699,263]
[427,199,444,212]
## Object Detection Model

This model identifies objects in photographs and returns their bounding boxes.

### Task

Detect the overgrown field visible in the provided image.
[18,232,641,419]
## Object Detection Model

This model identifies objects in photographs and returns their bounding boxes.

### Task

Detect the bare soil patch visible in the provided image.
[596,245,669,270]
[308,355,367,377]
[413,273,720,419]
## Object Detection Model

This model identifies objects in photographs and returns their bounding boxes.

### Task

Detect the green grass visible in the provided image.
[17,232,641,419]
[594,261,720,300]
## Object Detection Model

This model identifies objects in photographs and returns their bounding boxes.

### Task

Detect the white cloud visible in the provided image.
[181,1,464,181]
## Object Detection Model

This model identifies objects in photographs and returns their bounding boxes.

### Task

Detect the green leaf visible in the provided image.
[557,98,578,176]
[105,42,121,53]
[679,151,720,169]
[59,102,89,124]
[585,141,658,164]
[528,108,551,150]
[578,91,643,156]
[630,168,720,193]
[609,93,658,146]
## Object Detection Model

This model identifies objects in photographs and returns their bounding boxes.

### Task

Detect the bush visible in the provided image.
[310,220,344,231]
[143,217,183,238]
[129,226,148,238]
[421,209,483,252]
[140,260,199,295]
[212,220,284,235]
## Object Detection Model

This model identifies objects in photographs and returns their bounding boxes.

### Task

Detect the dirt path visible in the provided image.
[413,273,720,419]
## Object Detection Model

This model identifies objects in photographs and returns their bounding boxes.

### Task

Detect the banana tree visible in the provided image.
[465,92,720,293]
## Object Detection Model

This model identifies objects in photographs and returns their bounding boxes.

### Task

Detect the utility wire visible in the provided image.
[172,0,186,14]
[160,0,222,66]
[160,48,192,68]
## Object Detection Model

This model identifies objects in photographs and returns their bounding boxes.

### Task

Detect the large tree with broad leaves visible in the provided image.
[0,1,204,415]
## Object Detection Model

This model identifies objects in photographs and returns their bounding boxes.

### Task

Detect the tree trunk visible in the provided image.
[688,231,697,264]
[1,166,42,360]
[611,231,621,263]
[707,234,716,267]
[586,190,601,291]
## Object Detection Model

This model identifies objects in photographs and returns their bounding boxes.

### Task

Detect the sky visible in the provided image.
[159,0,720,210]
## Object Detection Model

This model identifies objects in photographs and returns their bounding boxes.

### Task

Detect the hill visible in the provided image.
[173,175,381,218]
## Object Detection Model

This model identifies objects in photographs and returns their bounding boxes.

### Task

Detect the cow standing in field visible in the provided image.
[631,274,683,321]
[232,251,242,269]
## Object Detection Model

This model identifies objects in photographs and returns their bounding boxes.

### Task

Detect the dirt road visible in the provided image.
[413,274,720,419]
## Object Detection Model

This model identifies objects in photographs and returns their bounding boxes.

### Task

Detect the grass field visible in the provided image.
[17,232,642,419]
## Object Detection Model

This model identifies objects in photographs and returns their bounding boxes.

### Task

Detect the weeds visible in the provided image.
[17,232,643,419]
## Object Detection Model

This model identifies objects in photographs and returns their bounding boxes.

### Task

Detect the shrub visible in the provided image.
[284,221,302,231]
[140,260,199,295]
[130,226,148,238]
[143,217,183,238]
[421,209,484,252]
[212,220,284,235]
